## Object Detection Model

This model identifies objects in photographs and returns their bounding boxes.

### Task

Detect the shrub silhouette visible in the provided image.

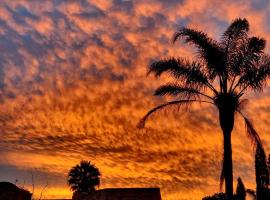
[202,178,246,200]
[138,18,270,199]
[236,178,246,200]
[67,160,101,194]
[202,193,227,200]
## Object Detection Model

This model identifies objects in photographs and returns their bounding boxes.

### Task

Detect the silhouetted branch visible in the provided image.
[31,171,34,195]
[39,180,48,200]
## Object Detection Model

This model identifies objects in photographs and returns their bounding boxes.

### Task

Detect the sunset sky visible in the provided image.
[1,0,270,199]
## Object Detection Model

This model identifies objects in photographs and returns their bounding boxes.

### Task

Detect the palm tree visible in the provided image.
[67,160,101,194]
[138,18,270,199]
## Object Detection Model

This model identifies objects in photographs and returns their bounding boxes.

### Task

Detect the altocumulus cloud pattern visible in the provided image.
[1,0,270,199]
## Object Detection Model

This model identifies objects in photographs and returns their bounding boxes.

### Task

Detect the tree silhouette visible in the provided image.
[67,160,101,194]
[236,178,246,200]
[202,193,227,200]
[255,145,269,200]
[267,154,270,184]
[138,18,270,199]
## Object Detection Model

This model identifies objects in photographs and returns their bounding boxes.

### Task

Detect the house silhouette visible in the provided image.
[72,188,162,200]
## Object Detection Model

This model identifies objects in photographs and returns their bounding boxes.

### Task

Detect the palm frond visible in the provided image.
[247,57,270,90]
[154,83,213,100]
[238,99,248,110]
[148,58,212,90]
[155,84,198,96]
[173,27,225,79]
[229,37,266,81]
[239,113,262,148]
[248,37,266,54]
[222,18,249,43]
[148,57,182,77]
[137,100,213,129]
[148,57,203,78]
[137,100,193,129]
[222,19,249,75]
[235,55,270,92]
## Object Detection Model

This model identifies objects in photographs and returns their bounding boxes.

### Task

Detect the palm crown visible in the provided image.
[139,18,270,199]
[68,160,101,193]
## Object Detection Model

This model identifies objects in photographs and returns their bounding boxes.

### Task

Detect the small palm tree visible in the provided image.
[138,18,270,199]
[68,160,101,194]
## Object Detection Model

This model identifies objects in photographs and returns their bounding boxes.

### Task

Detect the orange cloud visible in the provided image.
[0,0,270,200]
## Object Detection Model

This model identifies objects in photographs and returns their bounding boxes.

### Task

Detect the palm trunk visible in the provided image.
[219,106,235,200]
[223,129,233,200]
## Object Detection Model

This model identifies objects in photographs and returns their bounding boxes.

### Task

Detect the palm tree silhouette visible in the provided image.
[67,160,101,194]
[138,18,270,199]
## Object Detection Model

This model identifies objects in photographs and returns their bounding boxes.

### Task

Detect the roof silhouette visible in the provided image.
[73,187,162,200]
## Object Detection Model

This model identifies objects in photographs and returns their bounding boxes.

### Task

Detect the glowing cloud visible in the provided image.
[0,0,270,199]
